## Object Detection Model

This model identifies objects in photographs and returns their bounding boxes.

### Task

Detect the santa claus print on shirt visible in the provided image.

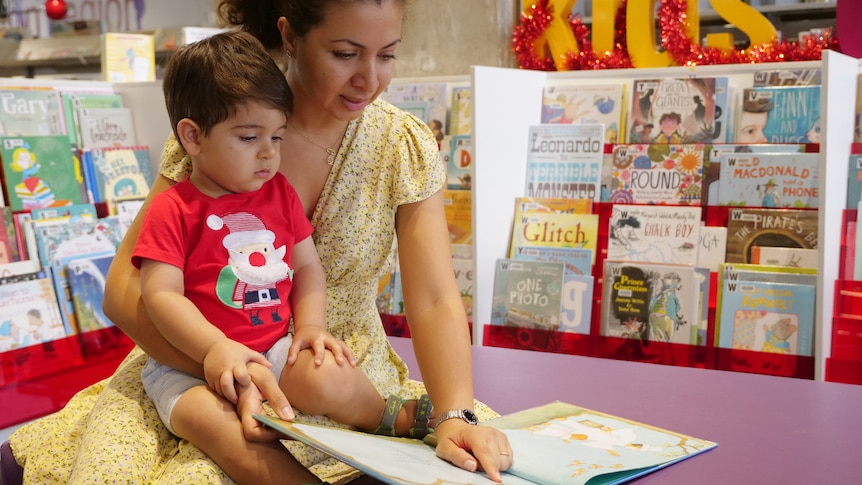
[207,212,293,326]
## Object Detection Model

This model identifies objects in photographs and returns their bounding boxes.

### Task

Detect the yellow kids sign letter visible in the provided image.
[523,0,579,70]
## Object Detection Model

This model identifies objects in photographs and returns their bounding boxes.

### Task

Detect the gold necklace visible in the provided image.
[288,123,342,166]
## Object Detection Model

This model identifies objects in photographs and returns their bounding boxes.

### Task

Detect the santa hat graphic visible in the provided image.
[207,212,275,249]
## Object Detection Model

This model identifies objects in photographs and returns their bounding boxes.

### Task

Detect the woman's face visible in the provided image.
[281,1,403,122]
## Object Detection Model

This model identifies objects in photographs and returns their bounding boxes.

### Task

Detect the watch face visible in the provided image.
[462,409,479,425]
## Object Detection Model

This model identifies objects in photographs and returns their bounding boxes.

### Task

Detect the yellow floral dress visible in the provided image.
[10,99,498,484]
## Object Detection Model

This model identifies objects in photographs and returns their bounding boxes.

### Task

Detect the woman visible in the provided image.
[8,1,511,484]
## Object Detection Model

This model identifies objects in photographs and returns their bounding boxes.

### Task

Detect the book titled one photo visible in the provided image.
[490,259,565,332]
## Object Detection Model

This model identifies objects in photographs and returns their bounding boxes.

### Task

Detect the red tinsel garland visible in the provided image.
[513,0,839,70]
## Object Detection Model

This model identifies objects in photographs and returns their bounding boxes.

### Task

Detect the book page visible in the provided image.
[255,415,538,485]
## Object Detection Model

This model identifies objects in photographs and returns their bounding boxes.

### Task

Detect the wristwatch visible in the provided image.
[434,409,479,428]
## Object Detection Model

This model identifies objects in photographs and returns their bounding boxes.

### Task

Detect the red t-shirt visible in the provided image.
[132,174,313,352]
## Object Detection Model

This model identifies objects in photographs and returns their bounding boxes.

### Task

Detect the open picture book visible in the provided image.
[255,401,717,485]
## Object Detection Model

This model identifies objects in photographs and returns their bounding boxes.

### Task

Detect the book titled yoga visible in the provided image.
[256,401,716,485]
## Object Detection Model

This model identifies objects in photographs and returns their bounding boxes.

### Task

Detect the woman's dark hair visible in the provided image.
[217,0,406,50]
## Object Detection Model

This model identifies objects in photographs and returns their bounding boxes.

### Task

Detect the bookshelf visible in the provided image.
[471,50,861,381]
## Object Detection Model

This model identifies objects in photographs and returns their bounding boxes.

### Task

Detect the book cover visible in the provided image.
[490,259,565,331]
[607,205,702,265]
[601,261,700,344]
[76,107,137,149]
[509,211,599,263]
[0,277,67,352]
[607,143,704,205]
[712,76,731,143]
[382,81,450,136]
[31,203,97,221]
[452,256,474,320]
[512,245,592,277]
[511,245,594,334]
[255,401,717,485]
[523,123,604,202]
[0,135,84,211]
[694,267,711,346]
[541,83,625,143]
[447,134,473,190]
[443,189,472,245]
[736,86,821,144]
[725,208,819,264]
[32,216,123,268]
[66,252,116,333]
[752,68,821,87]
[101,32,156,82]
[750,246,818,269]
[847,154,862,209]
[702,143,806,206]
[449,85,472,137]
[513,196,592,218]
[0,87,64,138]
[60,92,124,148]
[0,206,19,264]
[696,225,727,273]
[82,146,154,203]
[717,277,815,357]
[717,152,820,208]
[629,77,717,144]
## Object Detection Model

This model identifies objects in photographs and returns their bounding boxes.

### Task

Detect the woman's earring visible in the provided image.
[285,50,293,58]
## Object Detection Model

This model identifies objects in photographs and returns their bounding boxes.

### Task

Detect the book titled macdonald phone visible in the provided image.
[256,401,716,485]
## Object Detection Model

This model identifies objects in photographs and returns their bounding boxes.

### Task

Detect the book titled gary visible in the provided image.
[524,123,605,202]
[254,401,717,485]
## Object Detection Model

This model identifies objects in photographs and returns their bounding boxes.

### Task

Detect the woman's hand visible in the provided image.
[235,361,295,442]
[433,419,513,482]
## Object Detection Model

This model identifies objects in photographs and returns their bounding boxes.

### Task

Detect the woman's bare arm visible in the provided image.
[102,175,203,376]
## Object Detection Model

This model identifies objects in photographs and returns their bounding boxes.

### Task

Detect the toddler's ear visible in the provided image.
[176,118,203,156]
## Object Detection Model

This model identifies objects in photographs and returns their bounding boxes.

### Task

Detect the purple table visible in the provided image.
[389,337,862,485]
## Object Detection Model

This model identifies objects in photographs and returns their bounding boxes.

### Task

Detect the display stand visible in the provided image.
[471,51,862,382]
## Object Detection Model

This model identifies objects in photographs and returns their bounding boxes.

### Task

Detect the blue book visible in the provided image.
[717,269,815,356]
[737,86,821,144]
[847,154,862,209]
[512,245,592,277]
[66,252,116,333]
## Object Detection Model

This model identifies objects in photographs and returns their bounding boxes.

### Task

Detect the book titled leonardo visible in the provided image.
[524,123,605,202]
[255,401,717,485]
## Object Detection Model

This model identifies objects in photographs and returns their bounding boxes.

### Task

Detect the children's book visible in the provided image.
[30,203,98,222]
[509,211,599,263]
[607,205,702,265]
[701,143,806,206]
[447,134,473,190]
[523,123,605,202]
[717,152,819,208]
[601,261,700,344]
[0,207,20,264]
[694,267,711,346]
[629,77,717,144]
[512,245,592,277]
[0,135,84,211]
[490,259,565,331]
[76,107,137,148]
[101,32,156,82]
[81,146,154,203]
[256,401,717,485]
[750,246,818,269]
[382,81,450,136]
[512,246,594,334]
[696,225,727,273]
[712,76,732,143]
[717,273,815,356]
[443,189,472,245]
[66,251,116,333]
[847,154,862,209]
[452,256,474,320]
[512,196,592,218]
[60,92,124,148]
[110,195,146,237]
[541,82,625,143]
[449,85,473,137]
[32,216,123,268]
[725,208,819,264]
[0,277,67,352]
[735,86,821,144]
[752,68,821,87]
[0,87,64,137]
[607,143,705,205]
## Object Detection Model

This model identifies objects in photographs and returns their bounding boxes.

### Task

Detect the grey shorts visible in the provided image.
[141,335,293,435]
